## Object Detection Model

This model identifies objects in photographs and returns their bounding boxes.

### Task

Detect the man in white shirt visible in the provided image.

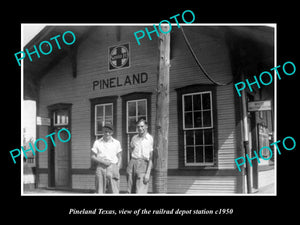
[91,123,122,194]
[126,119,153,194]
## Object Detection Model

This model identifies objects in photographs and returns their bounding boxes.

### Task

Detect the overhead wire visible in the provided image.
[180,26,233,86]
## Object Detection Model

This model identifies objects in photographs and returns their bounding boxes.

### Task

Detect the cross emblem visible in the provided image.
[109,44,130,70]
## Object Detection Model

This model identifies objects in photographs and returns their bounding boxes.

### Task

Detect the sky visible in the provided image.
[22,24,45,46]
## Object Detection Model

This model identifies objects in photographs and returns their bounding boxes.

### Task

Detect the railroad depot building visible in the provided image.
[23,25,274,194]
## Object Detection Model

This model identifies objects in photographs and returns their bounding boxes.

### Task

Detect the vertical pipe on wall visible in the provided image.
[241,73,252,193]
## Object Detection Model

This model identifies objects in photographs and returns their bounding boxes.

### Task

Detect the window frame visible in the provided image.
[182,91,214,166]
[126,98,148,134]
[90,96,118,169]
[94,103,114,137]
[121,92,152,168]
[53,110,69,126]
[182,91,213,130]
[175,84,218,169]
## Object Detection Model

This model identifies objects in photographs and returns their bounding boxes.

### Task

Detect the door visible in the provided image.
[49,107,71,188]
[54,127,70,187]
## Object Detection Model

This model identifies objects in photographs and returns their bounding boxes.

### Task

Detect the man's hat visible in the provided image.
[103,122,113,131]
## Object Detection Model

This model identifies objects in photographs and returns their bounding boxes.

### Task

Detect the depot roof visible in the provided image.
[23,25,274,100]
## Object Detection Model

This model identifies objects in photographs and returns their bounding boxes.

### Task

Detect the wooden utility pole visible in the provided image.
[153,26,170,193]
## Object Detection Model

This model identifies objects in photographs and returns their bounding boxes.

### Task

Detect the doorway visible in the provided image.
[54,126,70,187]
[48,103,72,188]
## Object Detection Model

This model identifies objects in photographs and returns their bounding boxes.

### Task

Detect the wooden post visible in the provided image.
[153,26,170,193]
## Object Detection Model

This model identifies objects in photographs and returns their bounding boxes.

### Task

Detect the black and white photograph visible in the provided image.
[21,24,275,195]
[3,5,298,221]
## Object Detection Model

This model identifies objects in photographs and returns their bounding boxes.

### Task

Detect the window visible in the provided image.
[183,92,214,166]
[90,96,117,141]
[176,85,217,167]
[95,103,113,137]
[183,92,213,129]
[258,124,270,158]
[125,99,147,163]
[127,99,147,133]
[121,92,152,167]
[53,110,69,126]
[90,96,117,169]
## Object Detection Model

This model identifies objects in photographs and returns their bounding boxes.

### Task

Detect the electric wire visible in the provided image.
[180,26,233,86]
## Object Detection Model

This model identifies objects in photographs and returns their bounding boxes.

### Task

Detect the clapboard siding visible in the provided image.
[167,176,237,194]
[217,85,236,169]
[38,26,158,172]
[37,26,239,193]
[71,174,237,194]
[71,174,236,194]
[168,89,179,169]
[37,123,49,168]
[72,174,95,190]
[168,27,236,172]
